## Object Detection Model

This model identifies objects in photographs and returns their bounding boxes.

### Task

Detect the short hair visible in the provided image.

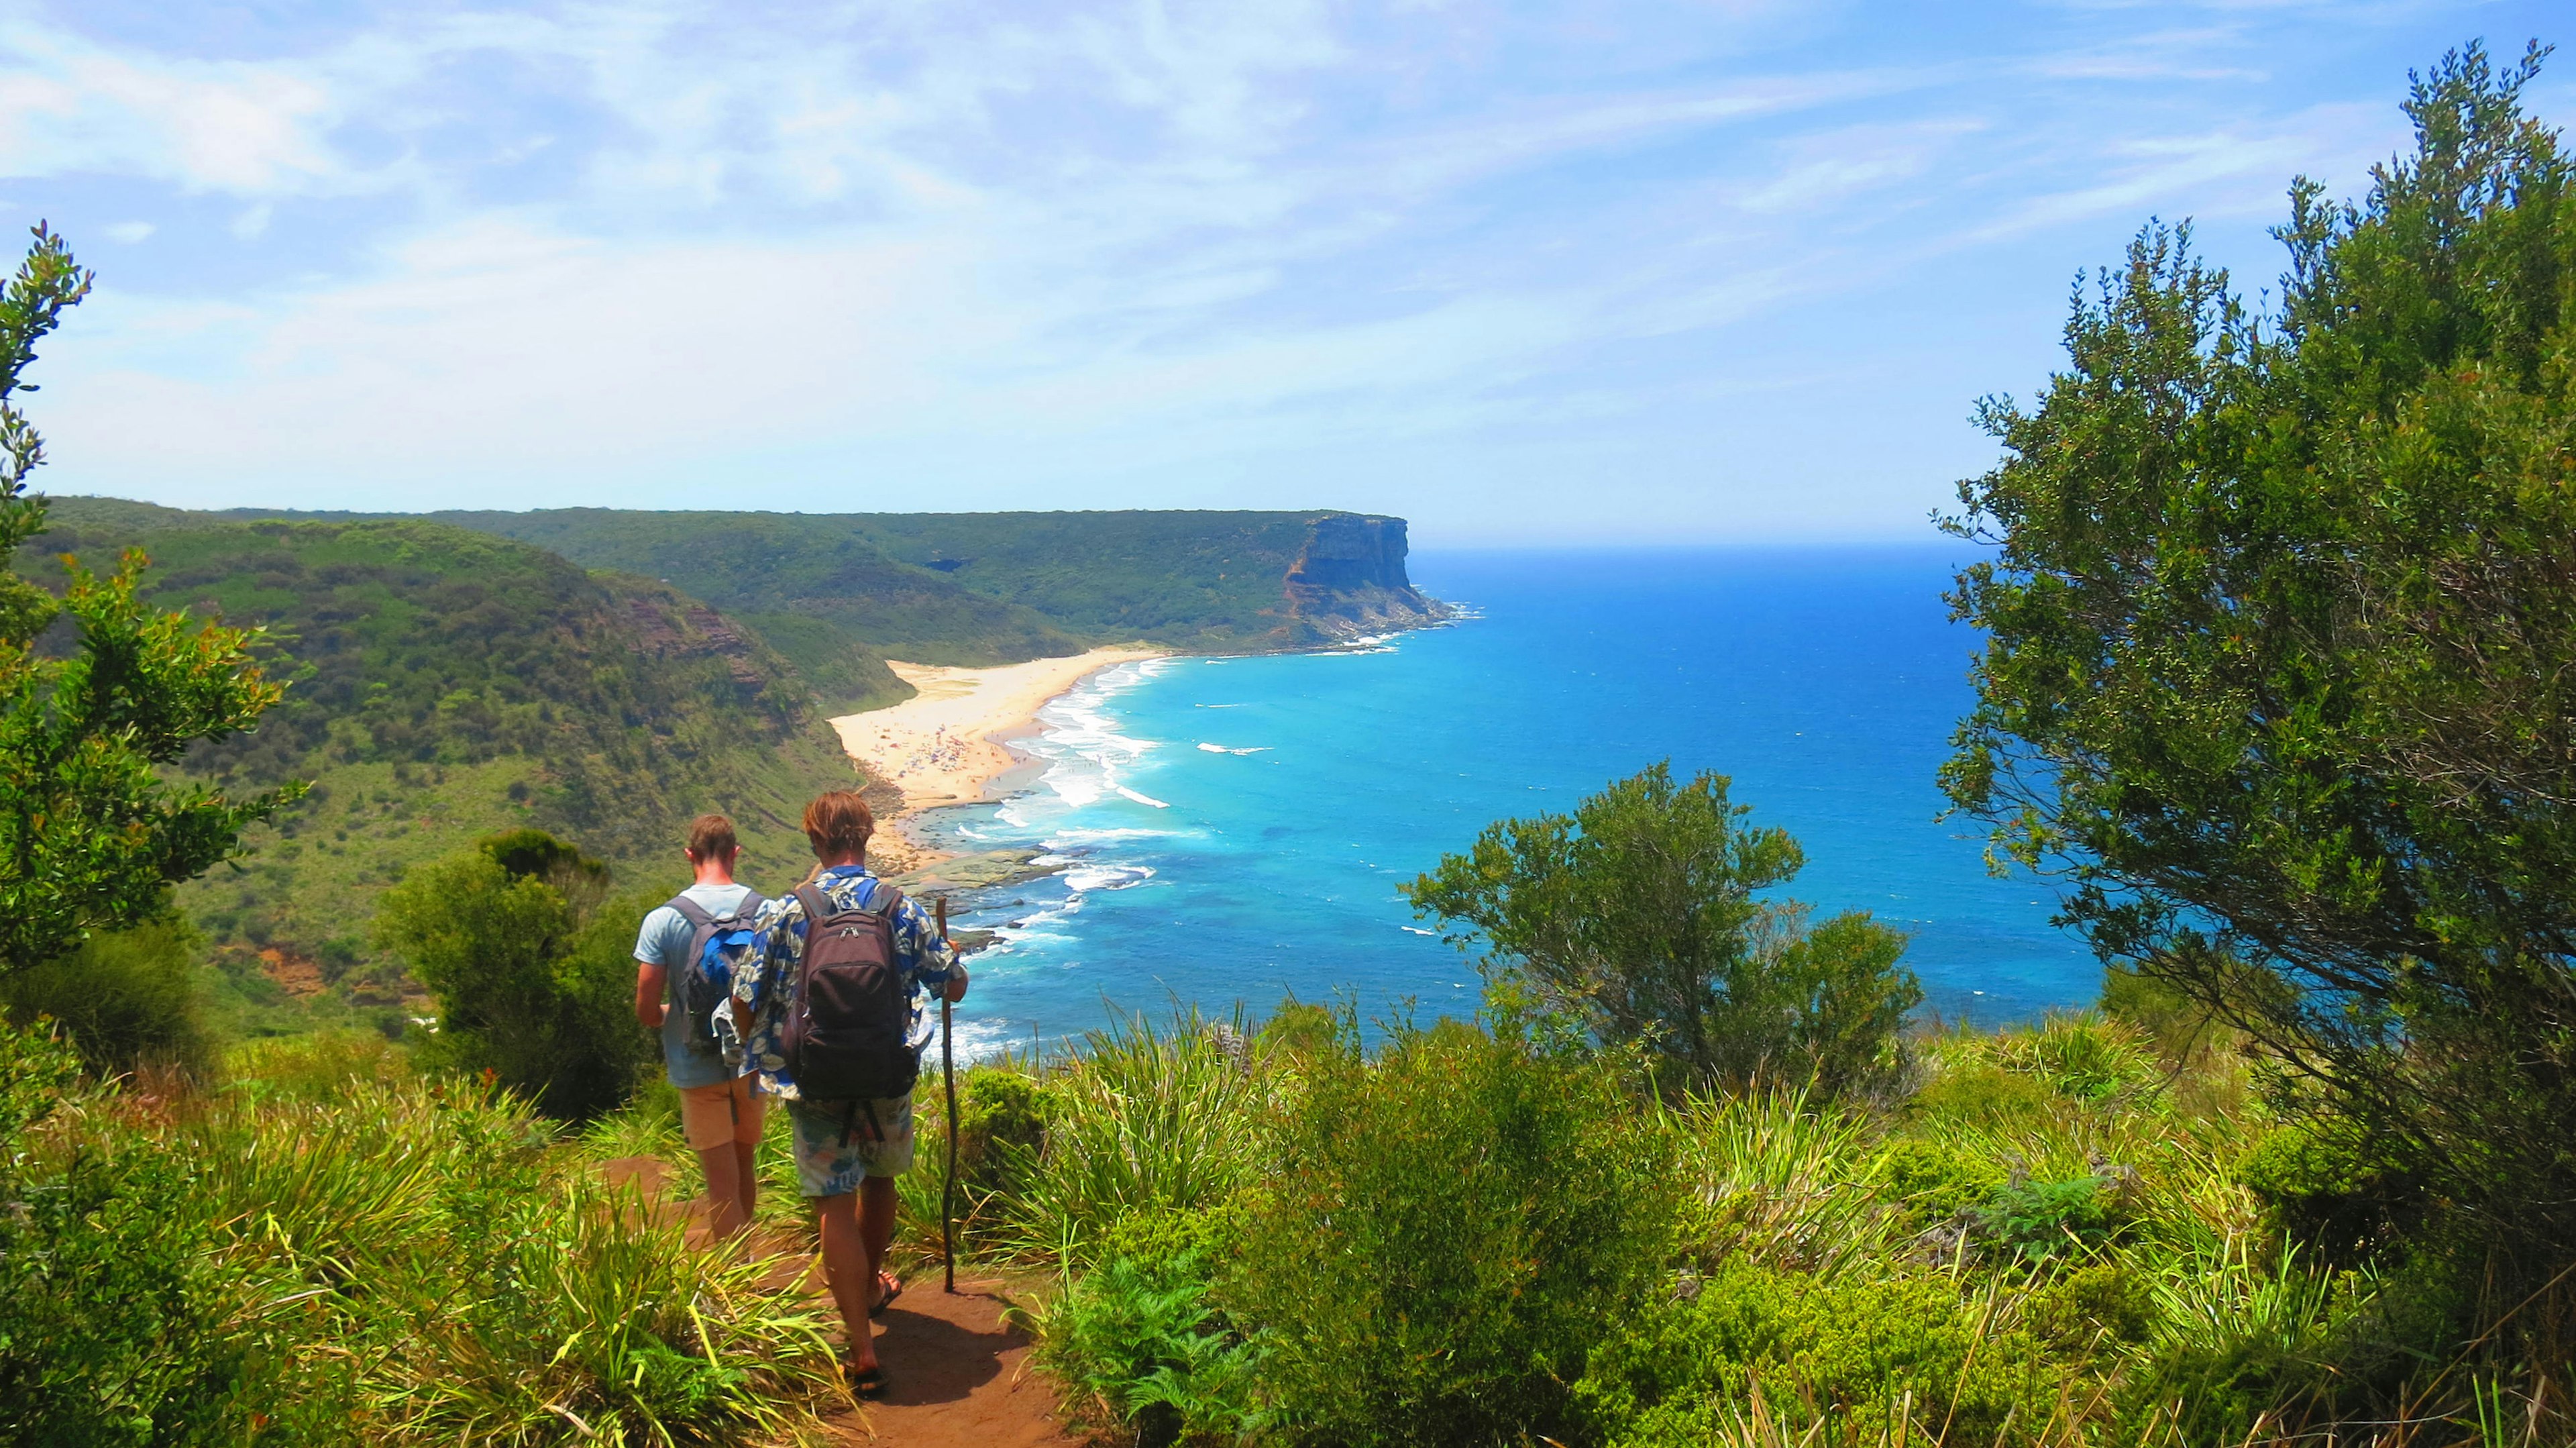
[802,790,874,860]
[686,813,739,862]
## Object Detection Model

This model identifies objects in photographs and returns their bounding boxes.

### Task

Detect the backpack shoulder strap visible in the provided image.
[667,894,714,929]
[794,883,834,925]
[862,880,906,918]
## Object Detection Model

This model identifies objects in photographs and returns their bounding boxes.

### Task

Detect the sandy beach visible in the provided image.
[830,647,1162,817]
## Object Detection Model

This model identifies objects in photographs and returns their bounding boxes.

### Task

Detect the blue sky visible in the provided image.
[1,2,2564,544]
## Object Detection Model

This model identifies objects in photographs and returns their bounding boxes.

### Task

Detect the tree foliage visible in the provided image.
[1405,762,1920,1096]
[0,226,297,975]
[372,831,653,1118]
[1943,42,2576,1270]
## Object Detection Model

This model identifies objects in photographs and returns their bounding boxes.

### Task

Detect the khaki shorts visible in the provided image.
[788,1094,913,1198]
[678,1076,767,1152]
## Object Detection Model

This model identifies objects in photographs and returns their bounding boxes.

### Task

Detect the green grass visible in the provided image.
[0,1025,853,1446]
[911,1006,2573,1447]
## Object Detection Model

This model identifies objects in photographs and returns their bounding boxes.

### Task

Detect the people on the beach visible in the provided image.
[631,813,768,1241]
[730,788,965,1398]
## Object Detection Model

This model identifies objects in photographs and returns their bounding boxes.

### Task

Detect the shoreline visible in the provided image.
[828,646,1163,865]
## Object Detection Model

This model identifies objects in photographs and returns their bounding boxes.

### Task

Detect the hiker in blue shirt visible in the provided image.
[631,813,767,1241]
[732,788,963,1398]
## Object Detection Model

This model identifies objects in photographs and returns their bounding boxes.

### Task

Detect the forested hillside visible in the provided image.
[431,507,1087,691]
[449,507,1434,653]
[21,503,868,1024]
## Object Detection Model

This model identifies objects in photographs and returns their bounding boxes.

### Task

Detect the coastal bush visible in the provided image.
[372,833,655,1118]
[0,1023,850,1446]
[1974,1174,2122,1264]
[1405,762,1919,1098]
[1033,1247,1267,1447]
[1874,1136,2007,1229]
[1941,39,2576,1297]
[1222,1016,1679,1448]
[0,227,303,981]
[1573,1262,2063,1447]
[0,914,218,1078]
[0,1023,267,1445]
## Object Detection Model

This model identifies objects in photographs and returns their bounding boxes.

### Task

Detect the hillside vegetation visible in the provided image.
[18,503,865,1018]
[438,508,1407,658]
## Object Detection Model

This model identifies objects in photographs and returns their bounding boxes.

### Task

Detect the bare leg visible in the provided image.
[731,1137,759,1230]
[859,1175,900,1306]
[694,1143,747,1240]
[816,1194,876,1371]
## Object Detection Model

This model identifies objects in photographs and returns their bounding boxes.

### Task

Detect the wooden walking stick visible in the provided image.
[937,895,959,1295]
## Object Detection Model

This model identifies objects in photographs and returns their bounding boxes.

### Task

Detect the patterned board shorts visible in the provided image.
[787,1093,914,1198]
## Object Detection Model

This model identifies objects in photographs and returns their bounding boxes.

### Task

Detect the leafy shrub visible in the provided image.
[1909,1055,2058,1127]
[1405,762,1921,1098]
[0,916,217,1078]
[372,833,655,1118]
[1223,1017,1679,1448]
[2021,1263,2155,1358]
[2238,1119,2426,1270]
[1034,1249,1267,1447]
[0,1024,269,1445]
[1252,1000,1344,1062]
[1975,1175,2120,1263]
[956,1062,1055,1196]
[1875,1137,2007,1227]
[1574,1261,2057,1447]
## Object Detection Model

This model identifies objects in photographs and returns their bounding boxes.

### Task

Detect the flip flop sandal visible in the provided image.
[847,1363,888,1400]
[869,1274,904,1318]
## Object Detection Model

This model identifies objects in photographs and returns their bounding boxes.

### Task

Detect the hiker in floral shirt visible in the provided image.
[727,788,961,1396]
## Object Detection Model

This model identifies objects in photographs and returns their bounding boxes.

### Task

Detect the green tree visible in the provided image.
[0,916,215,1078]
[1943,43,2576,1273]
[1405,762,1920,1096]
[0,225,298,975]
[372,831,653,1117]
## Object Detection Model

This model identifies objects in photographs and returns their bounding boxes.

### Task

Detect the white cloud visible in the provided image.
[0,23,350,193]
[7,0,2542,536]
[102,219,153,242]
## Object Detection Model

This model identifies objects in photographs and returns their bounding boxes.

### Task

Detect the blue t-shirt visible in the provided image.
[633,882,757,1090]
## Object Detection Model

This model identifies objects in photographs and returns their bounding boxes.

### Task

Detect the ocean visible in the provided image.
[920,546,2096,1058]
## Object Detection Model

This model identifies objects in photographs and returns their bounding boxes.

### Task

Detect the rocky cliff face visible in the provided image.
[1282,513,1448,641]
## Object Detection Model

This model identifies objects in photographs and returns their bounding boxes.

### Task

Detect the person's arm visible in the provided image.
[632,908,672,1030]
[893,893,969,1002]
[635,959,667,1029]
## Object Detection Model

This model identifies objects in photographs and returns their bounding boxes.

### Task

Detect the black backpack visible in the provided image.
[664,890,766,1057]
[780,881,920,1101]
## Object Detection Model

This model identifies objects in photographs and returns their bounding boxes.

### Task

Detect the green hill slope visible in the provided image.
[189,503,1446,676]
[22,503,872,1020]
[431,507,1083,687]
[438,507,1442,658]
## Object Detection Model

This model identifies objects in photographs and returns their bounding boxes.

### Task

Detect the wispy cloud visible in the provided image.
[5,0,2555,540]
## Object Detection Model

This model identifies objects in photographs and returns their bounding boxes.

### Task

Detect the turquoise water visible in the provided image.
[924,546,2094,1057]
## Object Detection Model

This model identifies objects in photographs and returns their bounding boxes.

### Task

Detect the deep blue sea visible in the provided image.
[922,546,2096,1058]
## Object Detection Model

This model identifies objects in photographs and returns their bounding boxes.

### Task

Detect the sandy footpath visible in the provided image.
[830,648,1161,815]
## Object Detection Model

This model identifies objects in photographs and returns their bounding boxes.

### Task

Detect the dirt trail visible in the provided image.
[830,1277,1080,1447]
[598,1158,1078,1447]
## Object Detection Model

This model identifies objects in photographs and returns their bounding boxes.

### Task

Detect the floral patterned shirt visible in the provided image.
[725,865,958,1102]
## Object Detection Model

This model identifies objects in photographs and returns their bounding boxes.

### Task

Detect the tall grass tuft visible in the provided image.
[3,1025,851,1447]
[989,1008,1266,1263]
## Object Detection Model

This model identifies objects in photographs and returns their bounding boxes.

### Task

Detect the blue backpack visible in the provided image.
[665,892,767,1057]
